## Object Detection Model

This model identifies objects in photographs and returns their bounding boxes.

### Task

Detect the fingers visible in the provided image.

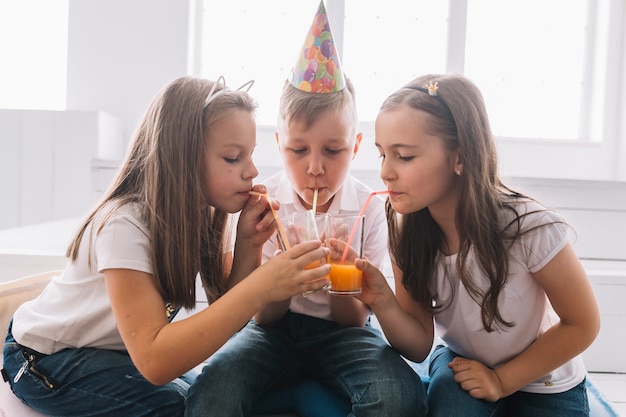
[299,275,331,296]
[243,189,279,233]
[448,357,472,372]
[284,222,303,245]
[327,238,355,262]
[355,259,385,282]
[333,223,350,240]
[284,240,325,259]
[249,184,267,196]
[256,209,277,233]
[355,258,374,274]
[283,241,331,285]
[448,358,501,402]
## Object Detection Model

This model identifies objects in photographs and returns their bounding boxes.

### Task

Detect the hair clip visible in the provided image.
[426,81,439,97]
[204,77,255,108]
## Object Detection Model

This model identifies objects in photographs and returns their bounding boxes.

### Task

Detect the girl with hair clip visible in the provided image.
[2,76,330,417]
[356,73,600,417]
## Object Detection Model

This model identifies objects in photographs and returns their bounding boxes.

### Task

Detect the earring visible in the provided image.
[455,169,461,176]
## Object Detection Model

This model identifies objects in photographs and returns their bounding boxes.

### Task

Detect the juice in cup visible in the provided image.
[304,260,331,291]
[328,262,362,295]
[284,211,330,296]
[326,214,364,295]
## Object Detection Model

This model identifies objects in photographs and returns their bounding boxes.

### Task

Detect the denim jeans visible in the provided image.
[3,321,197,417]
[186,311,427,417]
[427,345,589,417]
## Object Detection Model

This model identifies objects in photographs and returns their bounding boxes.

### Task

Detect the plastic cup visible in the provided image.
[284,211,330,296]
[326,214,364,295]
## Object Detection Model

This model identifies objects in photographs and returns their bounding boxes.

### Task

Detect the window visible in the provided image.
[202,0,613,142]
[342,1,449,122]
[0,0,69,110]
[463,0,602,141]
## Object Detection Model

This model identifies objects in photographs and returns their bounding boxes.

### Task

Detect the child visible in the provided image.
[1,76,331,417]
[356,73,601,416]
[186,3,427,416]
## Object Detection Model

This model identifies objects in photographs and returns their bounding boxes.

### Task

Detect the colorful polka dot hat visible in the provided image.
[289,0,346,93]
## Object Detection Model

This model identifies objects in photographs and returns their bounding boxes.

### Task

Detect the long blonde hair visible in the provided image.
[67,76,257,308]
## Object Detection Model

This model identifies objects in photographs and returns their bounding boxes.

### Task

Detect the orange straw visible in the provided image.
[249,191,291,250]
[339,190,389,263]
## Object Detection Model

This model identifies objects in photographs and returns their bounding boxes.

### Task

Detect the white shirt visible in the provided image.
[432,199,586,394]
[262,171,389,321]
[13,203,152,354]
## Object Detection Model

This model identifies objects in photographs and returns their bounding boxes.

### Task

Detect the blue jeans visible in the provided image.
[3,321,197,417]
[427,345,589,417]
[186,311,427,417]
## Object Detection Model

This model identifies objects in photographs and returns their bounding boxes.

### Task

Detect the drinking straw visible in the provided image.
[307,188,319,239]
[249,191,291,250]
[304,210,318,240]
[312,188,319,214]
[339,190,389,264]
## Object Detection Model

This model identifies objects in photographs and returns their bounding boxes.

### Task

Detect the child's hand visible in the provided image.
[237,185,278,247]
[354,258,394,308]
[327,237,358,263]
[448,357,504,402]
[257,241,330,303]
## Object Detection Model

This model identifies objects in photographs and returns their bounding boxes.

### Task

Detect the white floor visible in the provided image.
[588,372,626,416]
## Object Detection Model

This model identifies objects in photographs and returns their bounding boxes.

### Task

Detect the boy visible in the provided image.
[186,2,426,416]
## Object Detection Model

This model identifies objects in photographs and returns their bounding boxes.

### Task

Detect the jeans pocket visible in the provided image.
[19,349,58,391]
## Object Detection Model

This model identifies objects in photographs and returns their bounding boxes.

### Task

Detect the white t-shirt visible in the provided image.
[262,171,389,321]
[12,203,152,354]
[432,199,586,394]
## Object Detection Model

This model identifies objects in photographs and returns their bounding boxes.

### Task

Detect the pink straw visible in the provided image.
[339,191,389,263]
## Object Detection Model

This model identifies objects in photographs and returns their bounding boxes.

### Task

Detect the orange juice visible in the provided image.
[301,260,330,296]
[328,263,362,295]
[304,260,329,278]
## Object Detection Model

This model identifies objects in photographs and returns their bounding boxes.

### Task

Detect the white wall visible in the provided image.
[0,0,198,230]
[66,0,197,141]
[0,110,124,228]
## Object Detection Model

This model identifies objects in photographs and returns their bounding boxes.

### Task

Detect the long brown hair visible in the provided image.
[384,73,542,332]
[67,76,257,308]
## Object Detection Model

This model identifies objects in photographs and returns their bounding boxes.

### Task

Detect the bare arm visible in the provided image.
[253,237,293,325]
[356,259,434,362]
[449,243,601,401]
[329,295,370,327]
[253,298,291,325]
[227,186,277,288]
[105,241,330,386]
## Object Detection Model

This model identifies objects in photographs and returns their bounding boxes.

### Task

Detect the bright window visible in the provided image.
[201,0,611,143]
[464,0,598,140]
[201,0,317,126]
[0,0,69,110]
[342,1,449,121]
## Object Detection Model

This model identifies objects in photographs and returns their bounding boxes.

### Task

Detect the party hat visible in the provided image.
[289,0,346,93]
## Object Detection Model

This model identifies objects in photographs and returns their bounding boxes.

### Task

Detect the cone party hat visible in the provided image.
[289,0,346,93]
